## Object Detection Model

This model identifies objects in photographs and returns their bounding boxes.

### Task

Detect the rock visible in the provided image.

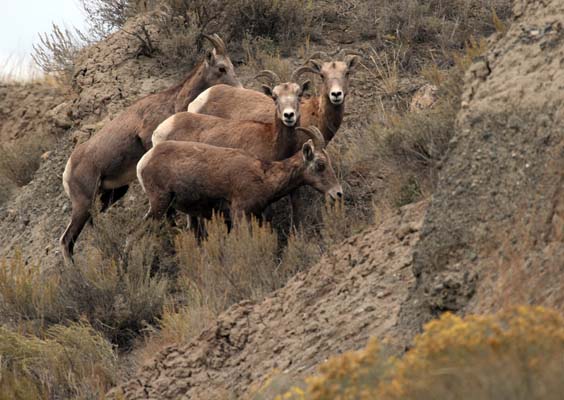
[408,0,564,325]
[409,83,439,113]
[71,130,91,145]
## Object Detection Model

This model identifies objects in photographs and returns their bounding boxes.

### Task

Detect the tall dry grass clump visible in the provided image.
[0,251,63,328]
[0,135,53,187]
[140,214,326,358]
[0,219,169,345]
[0,321,117,399]
[268,306,564,400]
[175,214,280,315]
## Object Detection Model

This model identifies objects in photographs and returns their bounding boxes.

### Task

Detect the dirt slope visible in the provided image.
[0,17,184,266]
[113,2,564,398]
[0,13,385,267]
[402,0,564,330]
[110,201,425,399]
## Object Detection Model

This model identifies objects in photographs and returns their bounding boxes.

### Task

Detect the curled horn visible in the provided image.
[334,48,362,61]
[202,33,226,55]
[254,70,281,86]
[305,51,329,64]
[297,126,326,149]
[291,65,321,81]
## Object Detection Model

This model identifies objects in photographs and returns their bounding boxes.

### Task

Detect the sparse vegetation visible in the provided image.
[339,37,487,209]
[3,1,541,399]
[352,0,510,65]
[0,321,117,399]
[0,135,53,187]
[267,307,564,400]
[224,0,314,48]
[32,23,85,85]
[243,36,293,80]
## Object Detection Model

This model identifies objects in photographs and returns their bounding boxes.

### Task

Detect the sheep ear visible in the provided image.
[206,49,216,65]
[302,140,315,162]
[346,55,360,71]
[300,80,311,96]
[261,85,273,97]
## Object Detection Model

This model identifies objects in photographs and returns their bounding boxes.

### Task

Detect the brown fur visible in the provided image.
[60,38,241,263]
[153,82,310,161]
[137,140,342,221]
[189,57,359,148]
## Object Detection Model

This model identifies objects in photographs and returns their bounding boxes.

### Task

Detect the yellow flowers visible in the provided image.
[270,306,564,400]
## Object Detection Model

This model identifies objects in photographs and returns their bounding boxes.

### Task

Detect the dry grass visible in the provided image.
[59,240,169,346]
[367,45,408,97]
[0,251,63,329]
[0,321,117,399]
[0,135,53,187]
[352,0,510,68]
[341,38,487,209]
[243,36,293,81]
[139,214,328,358]
[0,54,45,83]
[175,215,280,315]
[266,306,564,400]
[0,219,169,346]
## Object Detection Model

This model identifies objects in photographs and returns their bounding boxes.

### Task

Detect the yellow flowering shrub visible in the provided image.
[274,306,564,400]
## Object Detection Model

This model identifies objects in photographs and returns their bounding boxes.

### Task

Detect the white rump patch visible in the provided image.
[152,115,177,146]
[62,157,72,197]
[136,149,154,193]
[187,88,211,114]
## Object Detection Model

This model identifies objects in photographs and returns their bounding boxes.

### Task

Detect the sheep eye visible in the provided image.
[315,161,325,172]
[218,66,227,74]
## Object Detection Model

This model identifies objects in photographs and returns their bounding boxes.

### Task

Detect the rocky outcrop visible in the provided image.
[405,0,564,327]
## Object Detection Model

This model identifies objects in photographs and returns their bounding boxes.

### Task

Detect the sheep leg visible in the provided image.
[289,190,301,229]
[189,216,208,241]
[60,196,92,264]
[145,192,174,220]
[100,185,129,212]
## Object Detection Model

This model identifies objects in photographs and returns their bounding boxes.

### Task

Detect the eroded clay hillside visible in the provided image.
[403,0,564,327]
[113,202,426,399]
[0,0,561,399]
[113,1,564,398]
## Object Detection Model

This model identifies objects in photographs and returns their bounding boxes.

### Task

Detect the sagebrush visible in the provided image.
[266,306,564,400]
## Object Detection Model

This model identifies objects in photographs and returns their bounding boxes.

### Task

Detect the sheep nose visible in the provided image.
[331,91,343,98]
[284,111,295,119]
[336,191,343,199]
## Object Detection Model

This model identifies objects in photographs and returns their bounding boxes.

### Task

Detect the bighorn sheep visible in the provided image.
[151,70,311,162]
[137,127,342,223]
[187,49,360,146]
[60,34,241,263]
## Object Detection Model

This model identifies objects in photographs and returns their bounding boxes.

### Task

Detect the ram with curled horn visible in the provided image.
[59,34,241,263]
[188,48,361,145]
[151,67,311,160]
[201,33,226,55]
